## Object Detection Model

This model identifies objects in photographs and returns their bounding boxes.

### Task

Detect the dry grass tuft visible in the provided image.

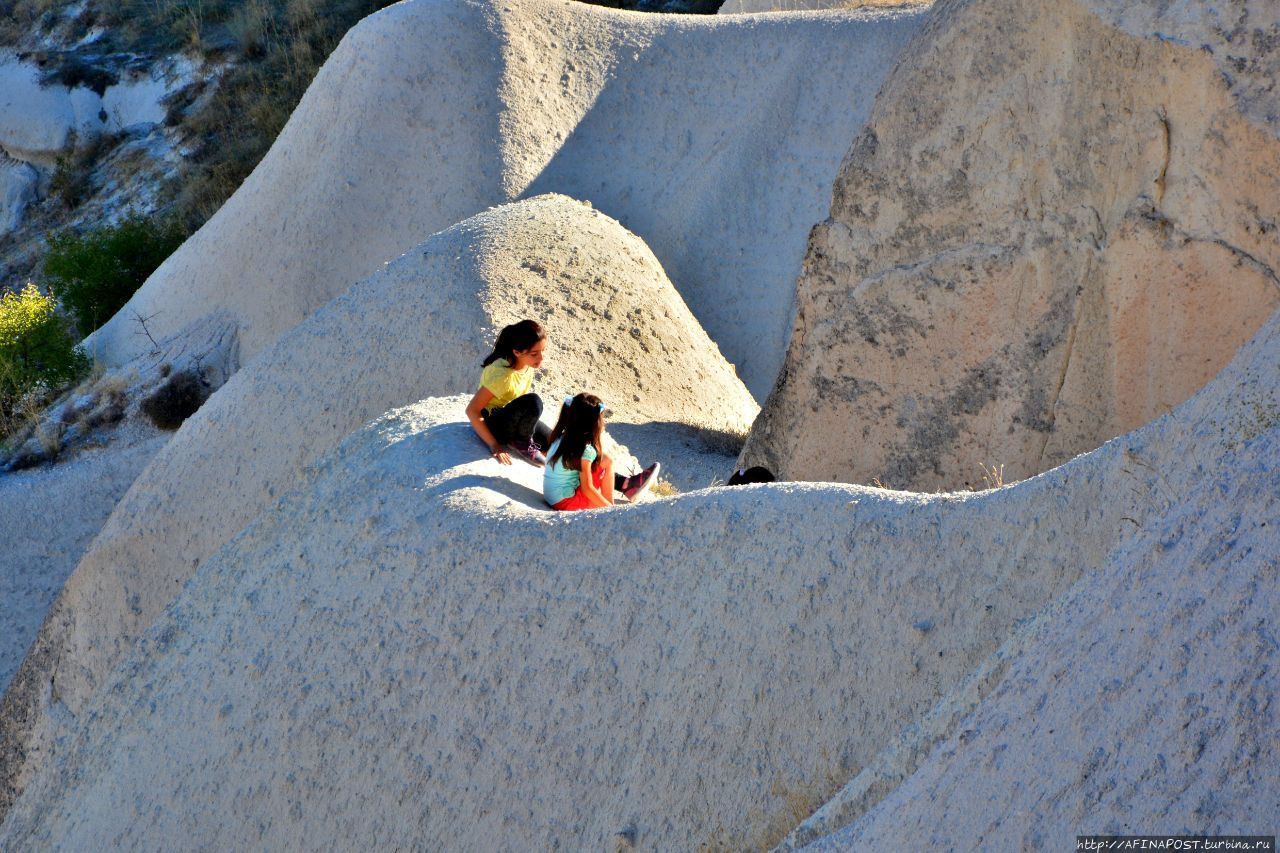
[95,370,131,398]
[649,477,679,498]
[34,421,63,458]
[978,461,1005,490]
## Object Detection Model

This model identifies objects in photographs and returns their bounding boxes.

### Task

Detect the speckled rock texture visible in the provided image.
[83,0,925,396]
[0,194,756,818]
[744,0,1280,490]
[802,305,1280,849]
[0,0,1276,846]
[0,381,1162,849]
[0,436,165,694]
[0,153,37,235]
[5,287,1277,846]
[719,0,929,18]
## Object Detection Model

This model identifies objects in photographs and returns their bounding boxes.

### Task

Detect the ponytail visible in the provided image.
[483,319,546,367]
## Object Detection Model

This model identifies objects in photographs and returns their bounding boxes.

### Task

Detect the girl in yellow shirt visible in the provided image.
[465,319,550,465]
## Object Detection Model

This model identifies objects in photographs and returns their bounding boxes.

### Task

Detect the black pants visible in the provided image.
[484,393,551,448]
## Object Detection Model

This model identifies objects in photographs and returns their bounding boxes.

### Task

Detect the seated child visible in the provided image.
[543,393,659,510]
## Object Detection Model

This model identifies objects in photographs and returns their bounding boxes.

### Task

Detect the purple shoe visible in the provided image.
[622,462,660,501]
[508,438,546,466]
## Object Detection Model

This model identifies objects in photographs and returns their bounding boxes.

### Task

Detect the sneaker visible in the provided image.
[508,438,546,467]
[622,462,660,501]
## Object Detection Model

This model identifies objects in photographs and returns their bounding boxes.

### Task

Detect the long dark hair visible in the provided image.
[548,393,605,470]
[482,319,545,367]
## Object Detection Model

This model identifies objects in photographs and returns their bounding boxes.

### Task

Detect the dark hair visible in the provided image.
[727,466,776,485]
[482,319,546,367]
[548,393,605,471]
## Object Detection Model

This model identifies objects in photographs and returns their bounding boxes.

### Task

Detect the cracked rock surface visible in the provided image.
[744,0,1280,490]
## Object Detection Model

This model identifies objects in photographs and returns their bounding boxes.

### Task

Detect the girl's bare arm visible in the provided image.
[579,456,614,507]
[465,387,511,464]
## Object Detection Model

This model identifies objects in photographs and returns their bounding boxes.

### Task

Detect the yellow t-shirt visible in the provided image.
[479,358,533,413]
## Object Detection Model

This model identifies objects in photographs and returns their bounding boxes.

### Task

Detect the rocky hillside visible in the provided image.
[4,0,723,294]
[0,0,1276,848]
[0,1,418,291]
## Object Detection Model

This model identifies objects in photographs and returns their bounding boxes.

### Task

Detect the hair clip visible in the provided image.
[597,401,605,411]
[564,394,575,407]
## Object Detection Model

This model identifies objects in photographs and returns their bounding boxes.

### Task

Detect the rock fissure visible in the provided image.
[1036,283,1087,471]
[839,242,1014,296]
[1140,208,1280,293]
[1154,109,1172,208]
[744,0,1280,491]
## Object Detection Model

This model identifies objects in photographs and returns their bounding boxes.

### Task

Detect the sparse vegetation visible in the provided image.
[140,368,209,429]
[45,131,126,211]
[978,462,1005,490]
[44,214,188,337]
[649,477,679,497]
[86,0,403,228]
[0,0,66,42]
[0,283,90,439]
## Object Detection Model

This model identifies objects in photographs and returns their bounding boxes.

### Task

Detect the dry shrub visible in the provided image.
[140,369,209,430]
[35,421,63,457]
[649,478,679,497]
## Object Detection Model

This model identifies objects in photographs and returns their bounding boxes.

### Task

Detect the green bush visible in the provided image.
[0,284,90,430]
[44,215,188,337]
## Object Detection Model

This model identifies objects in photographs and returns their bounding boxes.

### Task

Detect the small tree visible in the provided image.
[0,284,90,430]
[44,215,188,338]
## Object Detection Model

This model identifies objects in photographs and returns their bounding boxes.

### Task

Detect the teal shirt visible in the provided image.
[543,439,597,505]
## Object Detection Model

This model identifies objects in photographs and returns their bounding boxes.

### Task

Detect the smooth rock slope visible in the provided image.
[744,0,1280,490]
[808,304,1280,847]
[0,384,1160,849]
[0,436,164,694]
[0,194,756,815]
[82,0,927,396]
[4,295,1276,848]
[1,0,1276,845]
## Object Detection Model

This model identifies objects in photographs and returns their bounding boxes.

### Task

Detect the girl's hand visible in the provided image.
[467,389,509,463]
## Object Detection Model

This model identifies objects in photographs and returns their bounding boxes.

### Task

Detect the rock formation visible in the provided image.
[744,0,1280,490]
[0,384,1161,848]
[802,313,1280,848]
[0,0,1277,846]
[3,243,1277,849]
[0,193,756,816]
[718,0,929,18]
[0,436,164,693]
[0,53,101,165]
[0,154,37,235]
[81,0,926,396]
[0,52,192,165]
